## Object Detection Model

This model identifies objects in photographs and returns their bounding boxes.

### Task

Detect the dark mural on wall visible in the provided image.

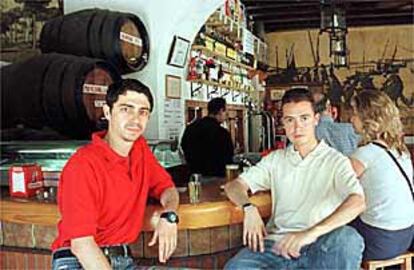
[1,0,62,62]
[266,40,414,109]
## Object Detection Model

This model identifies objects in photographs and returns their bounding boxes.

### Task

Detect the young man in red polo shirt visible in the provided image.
[51,79,179,270]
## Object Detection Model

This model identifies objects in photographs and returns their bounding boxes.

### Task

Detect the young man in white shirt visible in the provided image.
[224,88,366,269]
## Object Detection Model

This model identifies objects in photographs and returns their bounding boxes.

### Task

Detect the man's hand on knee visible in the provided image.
[148,218,177,263]
[272,230,317,259]
[243,206,267,253]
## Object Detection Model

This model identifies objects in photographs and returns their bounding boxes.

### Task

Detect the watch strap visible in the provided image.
[160,211,179,223]
[242,202,255,210]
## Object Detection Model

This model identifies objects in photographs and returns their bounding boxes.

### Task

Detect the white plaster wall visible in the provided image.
[65,0,223,140]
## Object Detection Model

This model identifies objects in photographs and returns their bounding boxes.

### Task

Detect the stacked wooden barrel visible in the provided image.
[1,54,121,139]
[40,9,150,74]
[1,8,150,139]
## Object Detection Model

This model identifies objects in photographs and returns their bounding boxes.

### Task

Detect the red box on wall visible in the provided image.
[8,164,44,198]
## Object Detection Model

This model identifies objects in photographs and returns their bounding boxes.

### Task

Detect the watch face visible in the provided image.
[161,211,179,223]
[168,213,177,222]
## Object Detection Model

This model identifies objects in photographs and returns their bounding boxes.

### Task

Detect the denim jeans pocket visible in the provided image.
[52,256,83,270]
[109,255,135,270]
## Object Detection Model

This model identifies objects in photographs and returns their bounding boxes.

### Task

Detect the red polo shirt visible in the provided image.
[51,131,175,250]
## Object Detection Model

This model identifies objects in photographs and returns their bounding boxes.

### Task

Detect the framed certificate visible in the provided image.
[270,87,286,101]
[167,36,190,68]
[165,75,181,99]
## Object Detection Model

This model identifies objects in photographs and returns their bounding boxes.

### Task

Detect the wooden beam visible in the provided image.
[243,0,409,4]
[248,3,412,18]
[246,2,319,11]
[259,11,413,23]
[250,9,320,18]
[264,18,413,32]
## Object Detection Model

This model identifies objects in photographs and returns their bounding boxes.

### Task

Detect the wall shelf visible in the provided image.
[206,9,268,65]
[189,79,251,93]
[192,45,254,71]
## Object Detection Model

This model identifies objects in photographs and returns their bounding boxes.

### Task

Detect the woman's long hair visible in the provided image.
[351,89,408,155]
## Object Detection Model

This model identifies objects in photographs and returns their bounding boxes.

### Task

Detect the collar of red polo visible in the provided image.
[91,131,144,166]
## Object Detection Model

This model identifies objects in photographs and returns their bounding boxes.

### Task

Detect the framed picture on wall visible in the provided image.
[165,75,181,99]
[269,87,286,101]
[167,36,190,68]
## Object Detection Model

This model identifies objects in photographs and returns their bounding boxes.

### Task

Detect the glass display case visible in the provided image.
[0,140,183,186]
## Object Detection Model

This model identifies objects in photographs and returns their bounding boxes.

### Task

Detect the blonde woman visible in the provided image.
[350,89,414,260]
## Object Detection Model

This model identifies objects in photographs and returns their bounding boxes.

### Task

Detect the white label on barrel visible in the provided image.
[12,171,26,193]
[120,31,143,47]
[94,100,106,108]
[83,84,108,95]
[28,181,43,189]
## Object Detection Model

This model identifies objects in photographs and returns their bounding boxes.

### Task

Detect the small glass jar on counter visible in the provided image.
[188,173,202,204]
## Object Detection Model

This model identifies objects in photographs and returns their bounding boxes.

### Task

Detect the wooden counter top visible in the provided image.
[0,179,271,231]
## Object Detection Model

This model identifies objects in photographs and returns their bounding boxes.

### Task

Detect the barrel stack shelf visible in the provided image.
[1,8,151,141]
[39,8,150,74]
[1,53,121,139]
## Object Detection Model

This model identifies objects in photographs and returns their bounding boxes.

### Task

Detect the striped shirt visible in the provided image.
[316,115,360,156]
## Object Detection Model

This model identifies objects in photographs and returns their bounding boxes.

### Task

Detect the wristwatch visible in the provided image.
[160,211,179,224]
[242,202,255,211]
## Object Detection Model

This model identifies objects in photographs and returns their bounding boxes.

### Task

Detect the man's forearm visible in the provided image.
[160,187,179,212]
[71,236,111,270]
[224,178,251,207]
[308,193,365,238]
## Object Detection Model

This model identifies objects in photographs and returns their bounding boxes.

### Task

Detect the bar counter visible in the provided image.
[0,178,271,268]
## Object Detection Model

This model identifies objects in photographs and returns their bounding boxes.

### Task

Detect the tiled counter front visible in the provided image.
[1,222,245,269]
[0,222,242,269]
[1,248,52,270]
[0,222,243,256]
[1,181,271,269]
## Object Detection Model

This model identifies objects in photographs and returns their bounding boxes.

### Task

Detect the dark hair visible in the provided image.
[281,88,316,112]
[106,79,154,112]
[314,94,329,113]
[208,97,226,115]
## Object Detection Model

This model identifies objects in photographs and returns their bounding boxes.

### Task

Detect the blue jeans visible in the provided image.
[51,253,136,270]
[225,226,364,270]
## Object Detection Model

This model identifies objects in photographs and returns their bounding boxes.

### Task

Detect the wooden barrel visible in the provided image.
[40,8,149,74]
[1,53,121,139]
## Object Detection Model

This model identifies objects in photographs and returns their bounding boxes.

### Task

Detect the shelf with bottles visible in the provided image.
[203,5,268,65]
[205,17,241,43]
[186,1,268,102]
[190,78,254,93]
[205,2,246,44]
[189,81,254,105]
[191,45,254,71]
[188,41,256,98]
[187,49,255,99]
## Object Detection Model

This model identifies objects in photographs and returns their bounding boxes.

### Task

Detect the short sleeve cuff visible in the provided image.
[60,224,97,243]
[351,148,369,168]
[239,170,265,194]
[150,180,175,199]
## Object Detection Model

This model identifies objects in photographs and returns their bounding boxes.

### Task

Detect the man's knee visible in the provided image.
[224,244,273,270]
[224,253,259,270]
[337,226,364,250]
[308,226,364,269]
[322,226,365,255]
[224,257,242,270]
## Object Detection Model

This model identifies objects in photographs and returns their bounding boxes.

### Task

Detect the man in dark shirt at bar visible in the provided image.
[181,97,234,177]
